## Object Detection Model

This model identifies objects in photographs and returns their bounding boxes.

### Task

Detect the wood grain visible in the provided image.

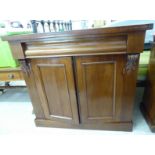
[9,42,25,59]
[25,36,127,57]
[35,119,133,131]
[31,57,79,124]
[0,68,24,81]
[127,31,145,52]
[75,55,128,124]
[2,24,153,59]
[0,71,23,81]
[2,23,153,42]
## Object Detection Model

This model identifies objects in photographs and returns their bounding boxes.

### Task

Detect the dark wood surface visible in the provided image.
[76,55,123,123]
[30,57,79,124]
[2,24,153,60]
[2,23,153,42]
[141,41,155,132]
[75,54,139,125]
[2,24,152,131]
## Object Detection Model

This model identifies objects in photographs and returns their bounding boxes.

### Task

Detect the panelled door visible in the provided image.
[75,55,126,124]
[31,57,79,124]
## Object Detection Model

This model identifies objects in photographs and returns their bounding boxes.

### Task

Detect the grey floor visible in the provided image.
[0,86,154,135]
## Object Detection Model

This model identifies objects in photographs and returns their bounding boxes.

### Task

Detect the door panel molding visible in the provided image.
[31,57,79,124]
[82,61,116,120]
[76,55,124,124]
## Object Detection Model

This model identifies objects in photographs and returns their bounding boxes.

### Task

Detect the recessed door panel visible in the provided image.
[31,57,79,124]
[76,55,125,123]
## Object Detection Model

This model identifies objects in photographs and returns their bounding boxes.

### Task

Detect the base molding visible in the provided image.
[35,119,133,132]
[140,103,155,132]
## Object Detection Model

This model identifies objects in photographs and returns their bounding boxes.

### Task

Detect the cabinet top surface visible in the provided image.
[2,24,153,42]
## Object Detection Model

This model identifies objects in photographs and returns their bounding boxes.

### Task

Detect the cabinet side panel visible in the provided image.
[20,64,45,119]
[120,54,140,121]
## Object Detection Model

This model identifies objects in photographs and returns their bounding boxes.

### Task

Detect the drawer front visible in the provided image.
[0,71,23,81]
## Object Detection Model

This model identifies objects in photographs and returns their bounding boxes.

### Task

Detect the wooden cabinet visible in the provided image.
[2,24,152,131]
[141,36,155,132]
[28,54,139,130]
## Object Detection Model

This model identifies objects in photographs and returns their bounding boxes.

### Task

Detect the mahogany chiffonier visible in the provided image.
[2,24,153,131]
[141,35,155,132]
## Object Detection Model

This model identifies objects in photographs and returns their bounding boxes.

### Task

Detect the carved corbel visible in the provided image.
[123,54,139,74]
[19,59,31,76]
